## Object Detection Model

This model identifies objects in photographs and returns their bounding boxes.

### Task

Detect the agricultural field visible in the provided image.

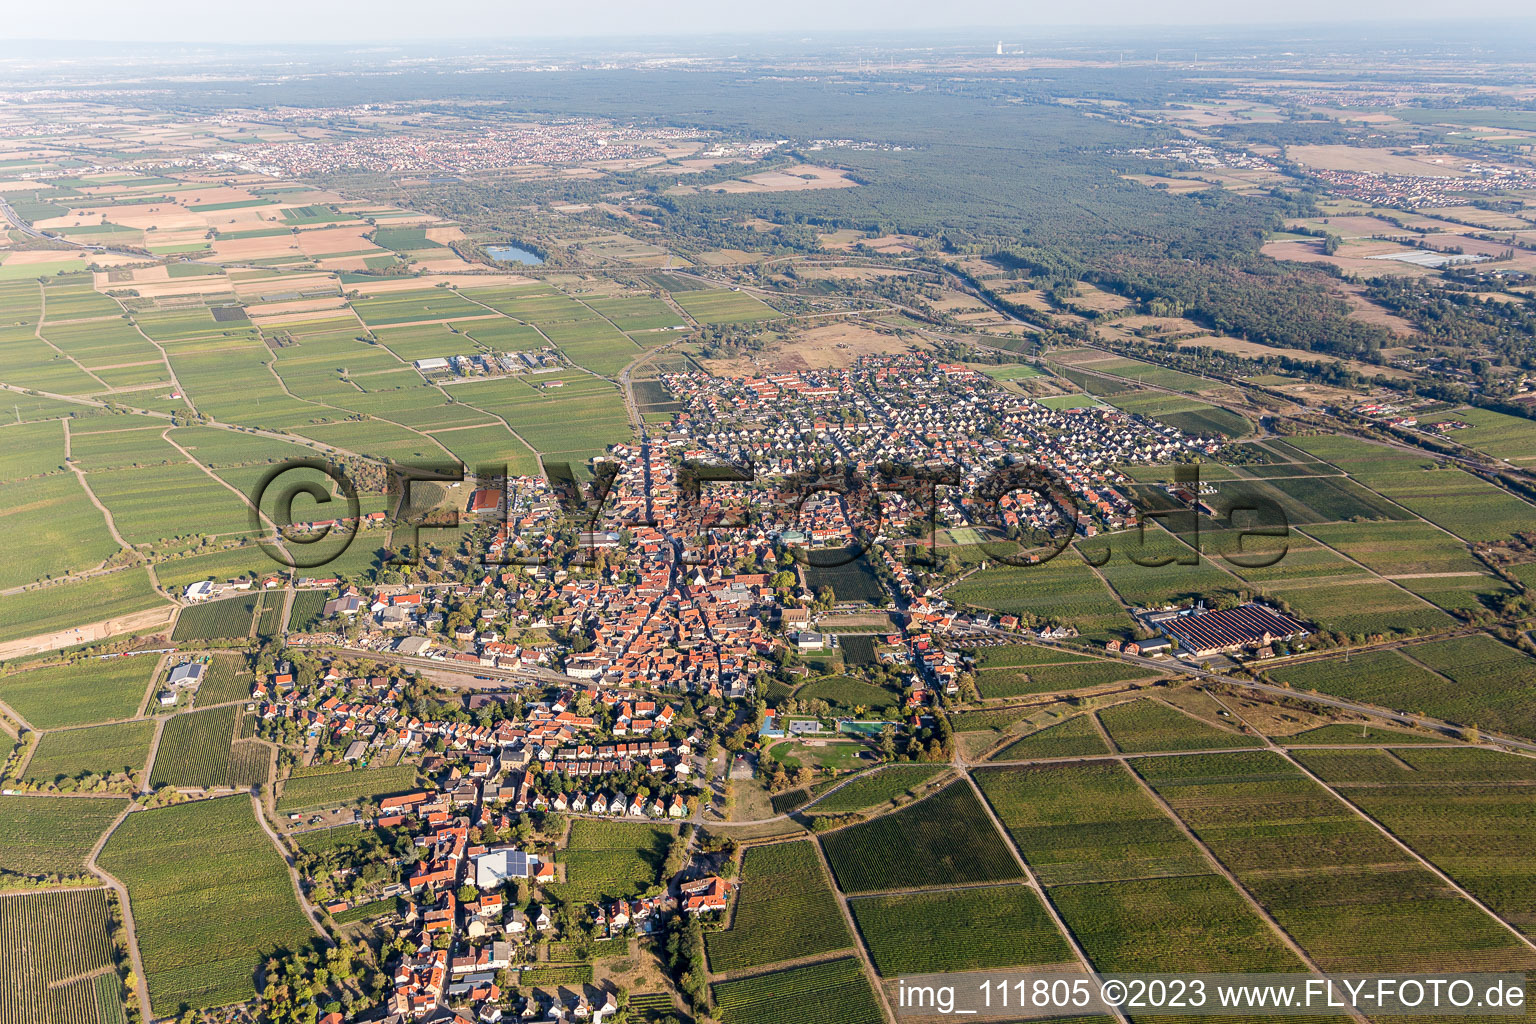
[170,595,258,642]
[990,714,1112,760]
[0,569,166,646]
[974,761,1208,885]
[193,653,255,706]
[1136,751,1536,973]
[704,840,851,973]
[976,660,1161,698]
[275,764,418,811]
[795,674,900,711]
[1268,636,1536,739]
[0,794,127,879]
[1096,699,1262,753]
[850,884,1073,975]
[808,765,948,814]
[672,288,782,325]
[0,888,115,1024]
[553,821,675,902]
[820,781,1021,893]
[711,957,883,1024]
[1291,748,1536,936]
[0,474,120,589]
[1049,872,1304,973]
[24,720,155,782]
[97,796,317,1014]
[948,555,1132,637]
[149,705,242,789]
[0,658,151,730]
[1291,434,1536,544]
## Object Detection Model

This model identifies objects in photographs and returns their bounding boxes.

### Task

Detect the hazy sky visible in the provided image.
[4,0,1528,44]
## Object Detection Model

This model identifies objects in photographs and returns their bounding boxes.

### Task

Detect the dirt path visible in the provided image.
[961,772,1132,1024]
[85,803,152,1023]
[139,717,168,795]
[248,792,331,942]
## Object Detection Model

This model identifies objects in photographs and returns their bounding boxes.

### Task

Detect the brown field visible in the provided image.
[704,164,858,194]
[1286,214,1414,238]
[694,249,766,266]
[1261,239,1431,277]
[296,226,379,257]
[1287,145,1473,176]
[1421,206,1536,230]
[697,320,922,375]
[795,266,918,283]
[231,272,337,299]
[212,234,306,260]
[1122,174,1216,192]
[246,297,351,319]
[818,229,868,250]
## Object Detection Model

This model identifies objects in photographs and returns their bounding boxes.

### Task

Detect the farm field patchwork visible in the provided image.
[704,840,851,974]
[0,794,127,879]
[97,795,317,1014]
[711,957,883,1024]
[0,657,151,729]
[1268,636,1536,739]
[552,820,675,902]
[1136,751,1536,974]
[849,884,1073,975]
[974,760,1208,885]
[149,705,242,789]
[820,780,1022,893]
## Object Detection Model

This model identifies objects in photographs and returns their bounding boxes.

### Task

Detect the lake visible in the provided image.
[485,244,543,266]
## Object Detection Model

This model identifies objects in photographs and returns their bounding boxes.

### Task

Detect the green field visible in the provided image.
[0,474,121,589]
[711,957,882,1024]
[795,674,900,711]
[553,820,675,902]
[24,719,155,782]
[820,781,1022,893]
[975,760,1207,885]
[976,660,1161,698]
[1290,748,1536,937]
[990,714,1112,760]
[0,888,114,1024]
[0,794,127,879]
[150,705,241,789]
[1137,751,1536,973]
[948,555,1131,637]
[1049,872,1305,972]
[98,795,317,1014]
[0,569,166,646]
[276,764,418,811]
[1291,434,1536,544]
[704,840,851,973]
[672,288,782,325]
[850,884,1073,975]
[1096,699,1262,753]
[171,596,258,642]
[807,765,948,813]
[0,657,151,730]
[1268,636,1536,739]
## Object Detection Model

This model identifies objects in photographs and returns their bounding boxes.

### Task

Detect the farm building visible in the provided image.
[1156,602,1308,657]
[413,357,450,373]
